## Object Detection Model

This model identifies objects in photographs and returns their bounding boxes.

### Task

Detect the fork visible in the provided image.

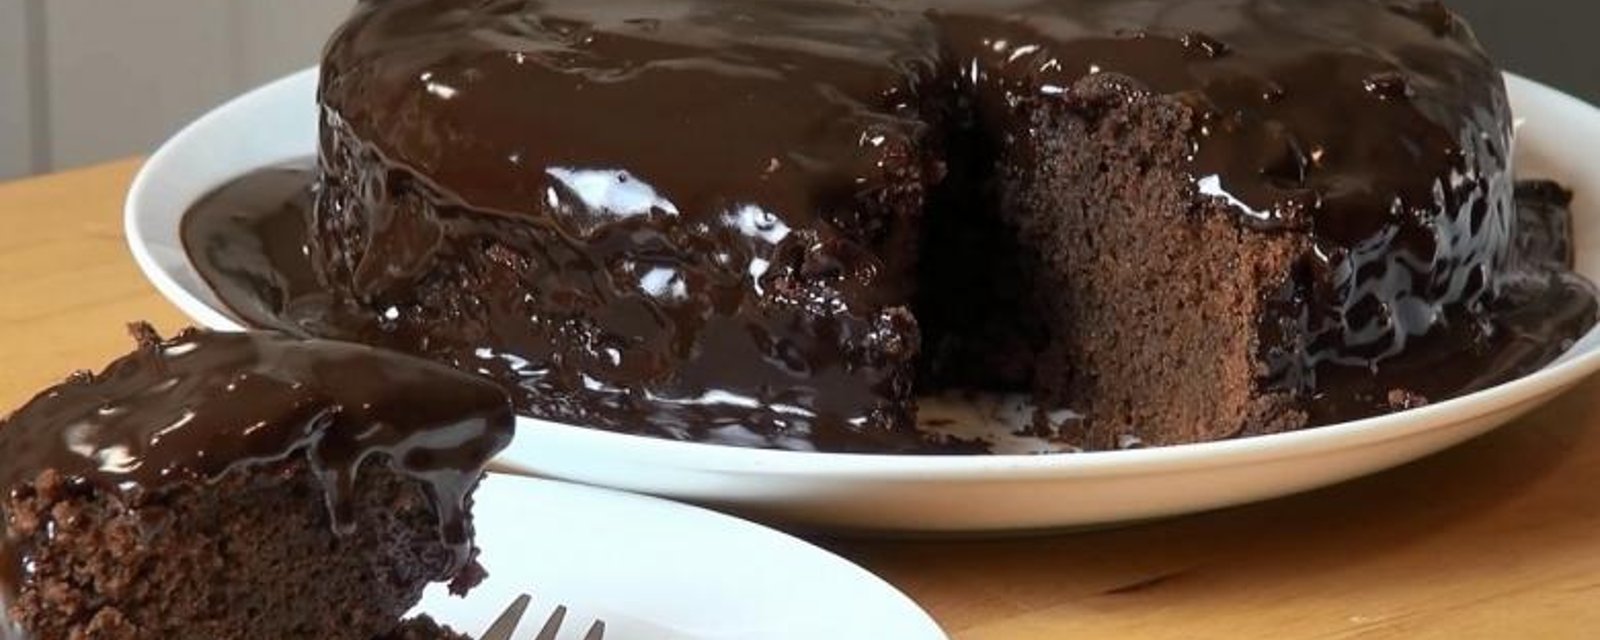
[479,594,607,640]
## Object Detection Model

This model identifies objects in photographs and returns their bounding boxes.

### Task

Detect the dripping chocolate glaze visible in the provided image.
[181,0,1594,453]
[182,170,1593,452]
[312,0,945,454]
[0,327,515,609]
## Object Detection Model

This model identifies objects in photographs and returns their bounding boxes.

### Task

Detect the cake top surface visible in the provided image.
[0,325,514,494]
[323,0,939,234]
[322,0,1504,245]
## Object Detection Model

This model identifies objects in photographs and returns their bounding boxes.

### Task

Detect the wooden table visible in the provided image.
[4,160,1600,638]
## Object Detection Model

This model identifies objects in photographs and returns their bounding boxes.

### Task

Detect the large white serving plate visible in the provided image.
[412,474,945,639]
[128,67,1600,533]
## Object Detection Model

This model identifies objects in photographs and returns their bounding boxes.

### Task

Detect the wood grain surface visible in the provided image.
[2,160,1598,638]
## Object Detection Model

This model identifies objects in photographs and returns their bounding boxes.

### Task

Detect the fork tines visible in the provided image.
[480,595,606,640]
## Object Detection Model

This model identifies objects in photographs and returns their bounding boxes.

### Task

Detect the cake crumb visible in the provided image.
[1386,389,1430,410]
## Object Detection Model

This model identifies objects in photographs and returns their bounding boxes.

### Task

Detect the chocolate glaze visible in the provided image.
[312,0,943,452]
[0,327,515,609]
[183,168,1595,450]
[1299,181,1597,422]
[180,0,1596,452]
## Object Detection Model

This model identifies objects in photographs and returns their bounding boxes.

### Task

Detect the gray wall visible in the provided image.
[1451,0,1599,102]
[0,0,355,180]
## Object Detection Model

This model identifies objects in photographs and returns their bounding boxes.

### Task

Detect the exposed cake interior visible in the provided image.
[6,463,470,639]
[912,74,1309,447]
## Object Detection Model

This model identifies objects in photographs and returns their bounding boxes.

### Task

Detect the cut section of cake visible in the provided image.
[0,325,514,640]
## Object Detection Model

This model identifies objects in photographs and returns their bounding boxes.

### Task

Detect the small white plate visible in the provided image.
[127,67,1600,533]
[411,474,945,639]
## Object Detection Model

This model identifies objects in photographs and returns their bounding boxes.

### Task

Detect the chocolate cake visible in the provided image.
[0,326,514,639]
[183,0,1595,453]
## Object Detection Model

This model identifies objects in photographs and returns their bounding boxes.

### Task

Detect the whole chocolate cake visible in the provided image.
[0,326,513,639]
[267,0,1593,452]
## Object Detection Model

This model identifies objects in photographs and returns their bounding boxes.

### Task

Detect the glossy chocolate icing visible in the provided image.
[312,0,942,452]
[183,172,1594,453]
[179,0,1596,452]
[0,326,515,608]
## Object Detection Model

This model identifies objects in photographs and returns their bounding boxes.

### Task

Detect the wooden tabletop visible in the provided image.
[3,160,1600,638]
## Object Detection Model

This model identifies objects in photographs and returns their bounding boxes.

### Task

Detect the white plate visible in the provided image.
[127,67,1600,533]
[410,474,945,639]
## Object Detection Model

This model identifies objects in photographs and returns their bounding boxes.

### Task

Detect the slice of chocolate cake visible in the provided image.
[0,325,514,640]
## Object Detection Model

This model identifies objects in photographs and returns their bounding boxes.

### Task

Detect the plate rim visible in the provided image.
[421,472,949,638]
[125,67,1600,481]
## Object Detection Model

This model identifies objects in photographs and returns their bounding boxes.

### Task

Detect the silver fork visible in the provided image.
[479,594,607,640]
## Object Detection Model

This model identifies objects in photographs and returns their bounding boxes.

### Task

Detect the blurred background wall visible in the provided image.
[0,0,353,179]
[0,0,1594,180]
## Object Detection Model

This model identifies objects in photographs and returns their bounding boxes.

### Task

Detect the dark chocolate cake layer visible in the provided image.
[0,326,514,639]
[182,0,1598,452]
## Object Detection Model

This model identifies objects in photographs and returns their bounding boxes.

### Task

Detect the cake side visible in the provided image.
[1004,75,1308,447]
[5,462,474,640]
